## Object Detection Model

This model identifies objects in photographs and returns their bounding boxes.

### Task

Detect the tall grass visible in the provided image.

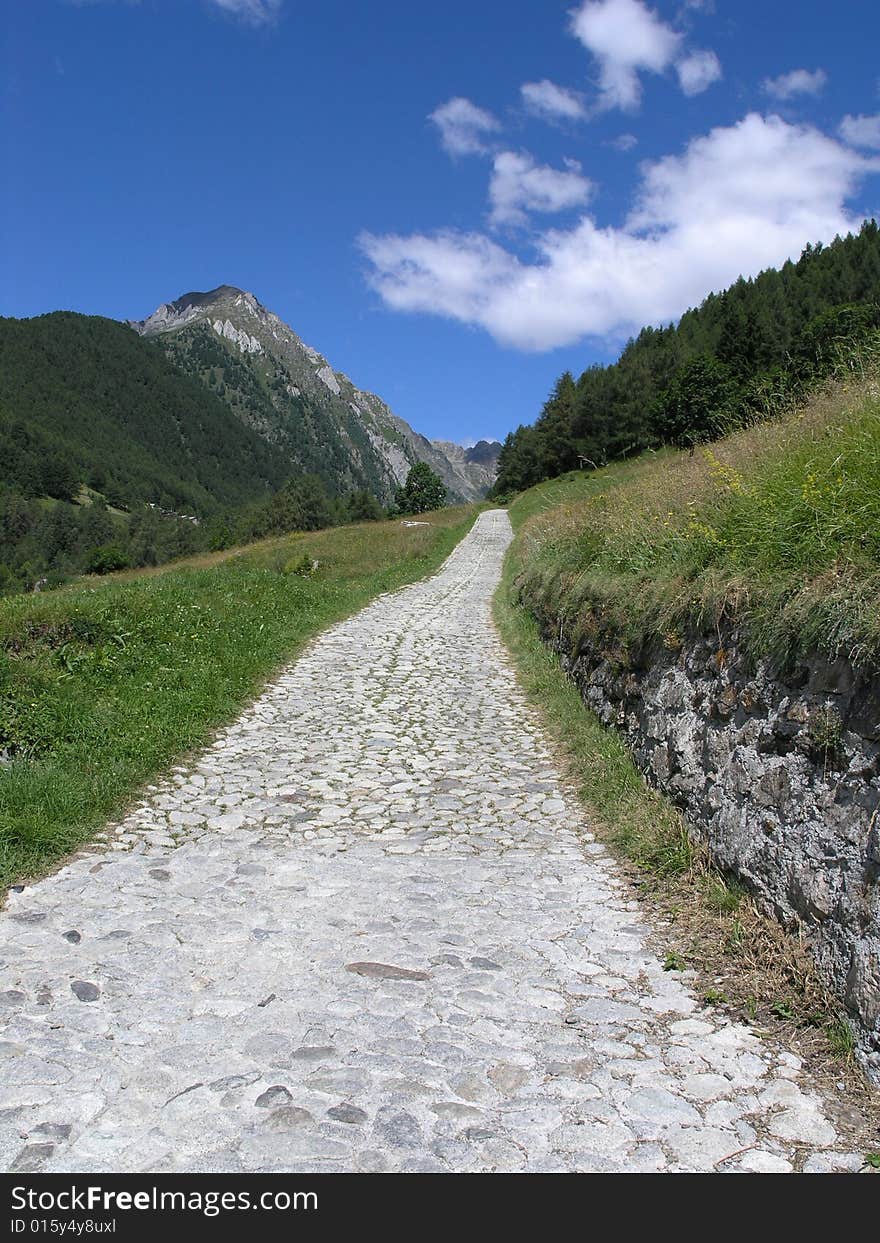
[0,506,479,887]
[510,370,880,670]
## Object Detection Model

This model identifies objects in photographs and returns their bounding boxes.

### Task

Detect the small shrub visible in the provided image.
[704,877,745,913]
[703,988,727,1005]
[807,705,843,767]
[85,544,130,575]
[826,1015,856,1057]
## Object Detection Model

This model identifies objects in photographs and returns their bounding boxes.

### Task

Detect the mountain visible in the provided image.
[0,311,288,514]
[430,439,502,497]
[132,286,497,503]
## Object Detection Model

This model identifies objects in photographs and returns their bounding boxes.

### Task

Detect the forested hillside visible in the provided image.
[492,220,880,496]
[0,313,449,594]
[156,320,400,501]
[0,313,289,513]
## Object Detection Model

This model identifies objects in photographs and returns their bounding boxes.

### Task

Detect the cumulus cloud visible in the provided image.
[762,68,827,99]
[361,113,874,351]
[840,113,880,150]
[208,0,283,22]
[569,0,681,111]
[521,80,587,122]
[609,132,638,151]
[489,152,593,227]
[429,97,502,157]
[676,49,721,96]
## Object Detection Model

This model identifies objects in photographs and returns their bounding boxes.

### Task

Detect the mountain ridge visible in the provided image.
[132,286,500,503]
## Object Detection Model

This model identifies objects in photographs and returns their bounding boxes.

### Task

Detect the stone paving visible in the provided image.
[0,511,863,1173]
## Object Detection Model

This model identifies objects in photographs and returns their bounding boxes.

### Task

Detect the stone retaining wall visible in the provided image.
[541,615,880,1078]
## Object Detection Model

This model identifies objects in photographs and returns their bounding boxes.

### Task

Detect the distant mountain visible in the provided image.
[132,286,496,503]
[430,439,502,496]
[0,312,288,514]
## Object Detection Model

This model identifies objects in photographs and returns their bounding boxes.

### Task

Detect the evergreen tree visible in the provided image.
[394,463,447,515]
[262,475,334,534]
[343,489,384,522]
[651,356,738,447]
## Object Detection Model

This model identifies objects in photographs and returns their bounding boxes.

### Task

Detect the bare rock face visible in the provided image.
[431,439,502,498]
[544,617,880,1080]
[130,286,493,504]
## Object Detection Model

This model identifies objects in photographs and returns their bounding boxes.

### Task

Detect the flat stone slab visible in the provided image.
[0,511,849,1173]
[345,962,430,981]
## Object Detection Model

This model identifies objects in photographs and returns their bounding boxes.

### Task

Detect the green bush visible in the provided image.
[85,544,130,575]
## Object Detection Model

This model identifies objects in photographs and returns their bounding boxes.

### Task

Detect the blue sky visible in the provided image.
[3,1,880,446]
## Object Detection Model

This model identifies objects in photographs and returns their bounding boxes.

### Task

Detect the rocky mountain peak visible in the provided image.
[130,284,498,502]
[131,285,268,338]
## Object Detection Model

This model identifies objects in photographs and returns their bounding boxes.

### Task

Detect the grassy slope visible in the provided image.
[511,368,880,671]
[492,382,880,1092]
[0,505,479,887]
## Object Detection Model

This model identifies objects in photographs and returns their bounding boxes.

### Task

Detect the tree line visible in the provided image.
[491,220,880,497]
[0,463,448,595]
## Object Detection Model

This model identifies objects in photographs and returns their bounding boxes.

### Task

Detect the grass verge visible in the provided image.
[494,529,879,1137]
[0,505,479,889]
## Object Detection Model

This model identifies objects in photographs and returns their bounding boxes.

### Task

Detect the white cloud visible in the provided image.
[762,68,827,99]
[208,0,282,24]
[521,80,587,122]
[429,97,501,157]
[840,113,880,150]
[609,132,638,151]
[361,113,874,352]
[676,49,721,96]
[489,152,593,227]
[67,0,279,14]
[569,0,681,111]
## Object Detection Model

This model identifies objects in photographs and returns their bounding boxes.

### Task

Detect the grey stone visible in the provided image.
[555,588,880,1071]
[374,1109,423,1150]
[254,1086,293,1108]
[70,981,100,1003]
[327,1104,368,1124]
[10,1144,55,1172]
[264,1106,314,1130]
[344,962,430,981]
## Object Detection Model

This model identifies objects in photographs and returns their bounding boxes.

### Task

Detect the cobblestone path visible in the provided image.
[0,511,855,1173]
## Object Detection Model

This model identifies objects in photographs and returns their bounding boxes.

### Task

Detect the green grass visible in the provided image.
[0,505,479,888]
[493,537,695,879]
[508,365,880,671]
